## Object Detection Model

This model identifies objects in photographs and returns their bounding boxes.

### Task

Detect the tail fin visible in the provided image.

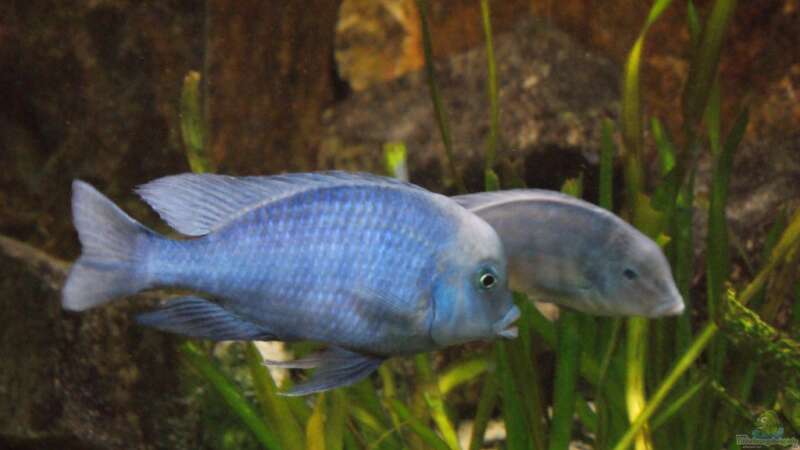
[62,180,154,311]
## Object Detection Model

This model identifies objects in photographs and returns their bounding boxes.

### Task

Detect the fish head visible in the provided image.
[582,226,684,317]
[429,214,519,347]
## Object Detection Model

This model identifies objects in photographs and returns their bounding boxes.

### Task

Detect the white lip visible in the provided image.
[650,298,685,317]
[494,306,521,339]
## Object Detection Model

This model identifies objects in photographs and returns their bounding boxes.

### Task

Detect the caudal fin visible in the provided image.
[62,181,154,311]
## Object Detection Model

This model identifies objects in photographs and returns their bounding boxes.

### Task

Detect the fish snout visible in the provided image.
[494,305,521,339]
[649,296,685,317]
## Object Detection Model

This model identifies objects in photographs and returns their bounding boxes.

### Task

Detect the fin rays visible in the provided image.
[136,171,420,236]
[264,347,384,396]
[136,296,276,341]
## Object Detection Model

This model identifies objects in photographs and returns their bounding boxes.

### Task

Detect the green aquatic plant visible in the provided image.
[480,0,501,192]
[172,1,800,449]
[177,67,490,450]
[181,71,214,174]
[414,0,464,193]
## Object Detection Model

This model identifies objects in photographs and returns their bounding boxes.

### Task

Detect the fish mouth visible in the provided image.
[649,297,685,317]
[494,305,521,339]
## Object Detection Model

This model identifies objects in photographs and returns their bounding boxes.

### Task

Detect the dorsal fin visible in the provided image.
[136,171,420,236]
[453,189,610,215]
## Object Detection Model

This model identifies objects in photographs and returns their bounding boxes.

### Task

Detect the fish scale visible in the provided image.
[146,185,448,352]
[63,172,518,395]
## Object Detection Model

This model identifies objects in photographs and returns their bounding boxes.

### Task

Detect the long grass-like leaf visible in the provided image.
[326,390,346,450]
[560,175,584,198]
[528,300,557,348]
[383,141,409,181]
[706,81,722,155]
[620,0,673,173]
[625,317,652,450]
[349,380,390,431]
[438,357,489,396]
[497,342,532,450]
[468,370,498,450]
[702,111,748,448]
[596,318,623,448]
[599,119,616,210]
[651,118,676,176]
[682,0,738,132]
[614,323,716,450]
[508,299,547,450]
[595,115,621,448]
[705,83,730,319]
[388,399,451,450]
[181,343,281,450]
[349,405,389,436]
[687,1,701,47]
[480,0,500,191]
[180,71,213,173]
[673,177,695,353]
[545,181,586,450]
[651,376,709,431]
[576,394,599,435]
[306,393,326,450]
[621,35,646,196]
[245,343,306,449]
[613,207,800,450]
[549,310,582,450]
[415,354,460,450]
[378,364,406,447]
[707,379,753,423]
[414,0,465,192]
[619,4,676,448]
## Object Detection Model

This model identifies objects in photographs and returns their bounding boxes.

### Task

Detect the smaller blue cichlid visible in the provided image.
[453,190,684,317]
[63,172,519,395]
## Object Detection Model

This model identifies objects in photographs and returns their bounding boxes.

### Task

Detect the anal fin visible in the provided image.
[136,296,275,341]
[265,347,384,396]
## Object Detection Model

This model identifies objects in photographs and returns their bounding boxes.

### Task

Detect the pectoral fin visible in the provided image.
[265,347,384,396]
[136,296,276,341]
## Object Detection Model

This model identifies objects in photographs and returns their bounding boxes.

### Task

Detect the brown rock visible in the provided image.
[334,0,530,91]
[0,0,343,257]
[0,1,201,257]
[333,1,800,142]
[0,236,193,450]
[322,18,620,194]
[533,0,800,140]
[206,0,342,174]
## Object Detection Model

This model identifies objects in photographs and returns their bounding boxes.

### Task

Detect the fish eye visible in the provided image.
[478,269,497,290]
[623,268,638,280]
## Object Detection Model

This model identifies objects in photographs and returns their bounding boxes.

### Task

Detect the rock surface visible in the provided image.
[334,0,531,90]
[322,18,620,194]
[721,132,800,255]
[0,0,342,257]
[0,236,193,450]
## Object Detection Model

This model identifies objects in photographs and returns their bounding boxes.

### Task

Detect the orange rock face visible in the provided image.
[335,0,800,139]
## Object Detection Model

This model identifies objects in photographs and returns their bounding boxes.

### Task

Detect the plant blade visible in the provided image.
[181,343,281,450]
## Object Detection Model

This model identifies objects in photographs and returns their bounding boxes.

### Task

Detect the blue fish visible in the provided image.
[63,172,519,395]
[454,190,684,317]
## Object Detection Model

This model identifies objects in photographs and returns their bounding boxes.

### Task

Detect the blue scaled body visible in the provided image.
[63,172,519,395]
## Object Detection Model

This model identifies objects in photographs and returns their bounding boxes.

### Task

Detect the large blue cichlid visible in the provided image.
[63,172,519,395]
[453,190,684,317]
